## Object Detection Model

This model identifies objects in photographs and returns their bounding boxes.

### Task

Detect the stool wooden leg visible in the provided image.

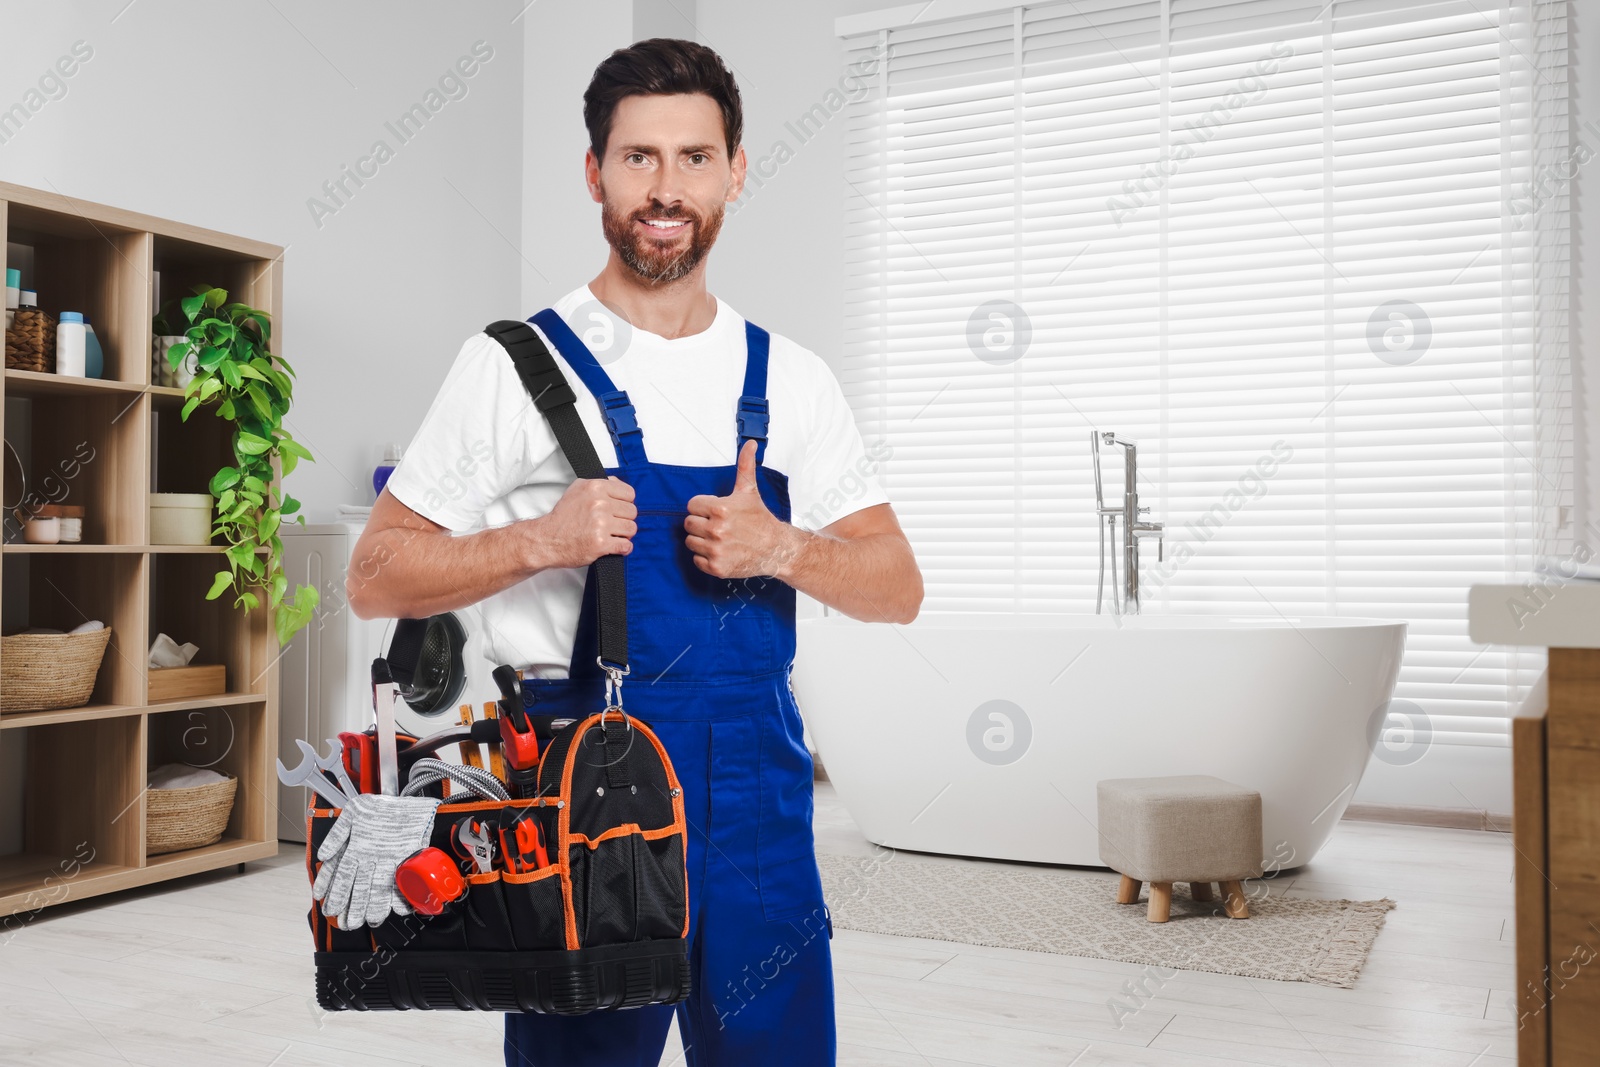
[1116,875,1142,904]
[1146,882,1172,923]
[1221,880,1249,919]
[1190,881,1214,902]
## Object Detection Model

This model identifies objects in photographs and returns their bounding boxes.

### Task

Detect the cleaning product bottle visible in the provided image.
[56,313,86,377]
[4,269,17,330]
[373,443,403,497]
[82,314,104,378]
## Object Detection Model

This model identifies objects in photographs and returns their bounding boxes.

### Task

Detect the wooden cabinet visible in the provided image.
[0,180,283,917]
[1513,649,1600,1065]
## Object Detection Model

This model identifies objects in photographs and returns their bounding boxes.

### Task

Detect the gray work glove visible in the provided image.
[312,793,441,928]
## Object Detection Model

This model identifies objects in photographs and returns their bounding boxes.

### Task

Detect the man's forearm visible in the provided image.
[775,528,921,624]
[348,519,549,620]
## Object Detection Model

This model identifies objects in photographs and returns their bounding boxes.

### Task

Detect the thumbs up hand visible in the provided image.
[685,439,800,579]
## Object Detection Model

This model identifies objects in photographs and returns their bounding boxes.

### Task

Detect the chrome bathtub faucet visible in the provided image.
[1091,431,1164,615]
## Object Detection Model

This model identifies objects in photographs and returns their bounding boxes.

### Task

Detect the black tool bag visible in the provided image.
[305,319,691,1014]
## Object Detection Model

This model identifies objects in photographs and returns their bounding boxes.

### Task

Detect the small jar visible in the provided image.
[57,517,82,543]
[23,516,60,544]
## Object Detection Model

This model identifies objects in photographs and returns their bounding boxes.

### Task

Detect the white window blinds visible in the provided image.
[839,0,1570,756]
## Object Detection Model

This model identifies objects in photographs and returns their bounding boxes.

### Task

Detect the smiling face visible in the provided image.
[588,92,745,286]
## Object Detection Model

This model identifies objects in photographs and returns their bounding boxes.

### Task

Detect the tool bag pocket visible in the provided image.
[502,866,567,950]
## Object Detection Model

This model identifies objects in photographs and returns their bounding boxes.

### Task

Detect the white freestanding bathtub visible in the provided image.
[792,613,1406,870]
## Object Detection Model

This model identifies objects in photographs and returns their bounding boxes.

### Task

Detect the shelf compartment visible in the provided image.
[2,552,146,706]
[3,388,150,546]
[5,202,151,385]
[152,234,276,319]
[5,715,147,894]
[0,851,138,912]
[146,701,270,859]
[150,393,230,521]
[149,553,272,703]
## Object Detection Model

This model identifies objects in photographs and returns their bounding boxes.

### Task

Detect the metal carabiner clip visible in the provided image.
[597,656,632,729]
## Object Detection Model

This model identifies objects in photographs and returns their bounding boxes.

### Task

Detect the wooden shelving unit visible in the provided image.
[0,180,283,917]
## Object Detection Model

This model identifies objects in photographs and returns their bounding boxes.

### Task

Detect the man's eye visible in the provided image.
[628,153,647,164]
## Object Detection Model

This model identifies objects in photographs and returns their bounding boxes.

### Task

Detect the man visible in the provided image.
[349,37,921,1067]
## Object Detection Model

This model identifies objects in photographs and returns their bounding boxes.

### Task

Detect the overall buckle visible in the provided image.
[737,395,769,440]
[599,391,640,438]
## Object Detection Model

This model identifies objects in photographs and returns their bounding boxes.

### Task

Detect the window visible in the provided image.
[839,0,1571,808]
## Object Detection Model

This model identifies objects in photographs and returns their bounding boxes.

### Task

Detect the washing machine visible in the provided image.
[276,521,503,842]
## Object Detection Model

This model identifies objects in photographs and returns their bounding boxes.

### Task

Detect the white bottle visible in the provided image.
[4,269,17,330]
[56,312,87,377]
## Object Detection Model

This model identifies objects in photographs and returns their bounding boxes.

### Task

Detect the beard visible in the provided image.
[599,186,725,285]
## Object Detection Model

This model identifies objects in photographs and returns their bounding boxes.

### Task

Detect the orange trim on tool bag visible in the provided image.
[553,711,691,949]
[556,712,600,951]
[567,821,685,849]
[466,870,501,885]
[502,865,562,885]
[435,796,562,815]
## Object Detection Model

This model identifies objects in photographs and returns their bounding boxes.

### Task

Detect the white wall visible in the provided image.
[0,0,526,522]
[519,0,632,313]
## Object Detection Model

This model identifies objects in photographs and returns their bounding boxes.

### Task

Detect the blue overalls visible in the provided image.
[504,307,837,1066]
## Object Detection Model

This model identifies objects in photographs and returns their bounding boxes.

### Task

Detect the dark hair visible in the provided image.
[583,38,743,164]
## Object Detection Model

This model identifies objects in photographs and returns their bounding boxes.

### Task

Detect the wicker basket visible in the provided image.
[5,306,56,373]
[0,626,112,713]
[147,774,238,855]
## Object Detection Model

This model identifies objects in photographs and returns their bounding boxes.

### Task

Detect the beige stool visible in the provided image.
[1096,775,1263,923]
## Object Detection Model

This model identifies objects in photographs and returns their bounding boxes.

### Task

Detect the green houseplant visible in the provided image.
[165,286,319,645]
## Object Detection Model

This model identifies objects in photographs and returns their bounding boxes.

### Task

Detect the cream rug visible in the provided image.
[817,852,1394,988]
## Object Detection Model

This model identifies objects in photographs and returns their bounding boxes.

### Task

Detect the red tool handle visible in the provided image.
[337,731,376,795]
[499,814,550,874]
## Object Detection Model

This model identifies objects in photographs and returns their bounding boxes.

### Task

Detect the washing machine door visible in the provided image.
[383,612,469,735]
[382,604,502,739]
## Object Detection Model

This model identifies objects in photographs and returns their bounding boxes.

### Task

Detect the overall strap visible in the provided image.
[739,320,772,466]
[528,308,649,468]
[483,318,628,674]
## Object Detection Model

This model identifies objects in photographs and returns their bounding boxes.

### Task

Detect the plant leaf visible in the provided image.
[279,438,313,462]
[203,287,227,310]
[245,383,273,422]
[206,570,233,600]
[209,467,240,495]
[235,432,273,456]
[219,360,243,389]
[180,294,205,321]
[181,396,201,421]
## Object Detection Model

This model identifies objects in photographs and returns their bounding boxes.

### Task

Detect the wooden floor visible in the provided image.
[0,782,1517,1065]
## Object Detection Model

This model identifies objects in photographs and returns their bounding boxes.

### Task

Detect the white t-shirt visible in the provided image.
[384,284,891,678]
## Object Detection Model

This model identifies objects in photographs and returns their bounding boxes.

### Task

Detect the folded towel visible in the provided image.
[148,632,199,668]
[147,763,229,790]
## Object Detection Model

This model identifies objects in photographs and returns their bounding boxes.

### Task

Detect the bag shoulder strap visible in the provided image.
[484,318,628,674]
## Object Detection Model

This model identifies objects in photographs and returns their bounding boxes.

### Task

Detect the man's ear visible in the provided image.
[586,148,603,204]
[727,143,747,203]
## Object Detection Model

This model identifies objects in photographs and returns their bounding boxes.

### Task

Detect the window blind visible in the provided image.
[840,0,1570,755]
